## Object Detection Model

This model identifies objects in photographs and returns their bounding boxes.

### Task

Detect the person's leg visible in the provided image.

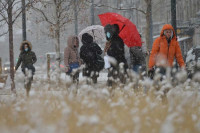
[85,69,91,84]
[22,67,31,97]
[26,80,32,97]
[92,71,98,84]
[156,66,166,80]
[22,67,26,75]
[72,72,79,83]
[22,67,27,89]
[132,65,141,73]
[92,76,97,84]
[119,65,127,84]
[31,66,35,81]
[107,67,113,86]
[25,67,34,97]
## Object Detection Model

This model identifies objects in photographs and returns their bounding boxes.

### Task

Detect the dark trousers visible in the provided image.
[22,65,35,80]
[22,65,35,97]
[66,72,79,83]
[107,65,127,86]
[82,67,99,84]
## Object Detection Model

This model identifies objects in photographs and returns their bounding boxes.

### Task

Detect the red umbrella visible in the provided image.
[98,12,142,47]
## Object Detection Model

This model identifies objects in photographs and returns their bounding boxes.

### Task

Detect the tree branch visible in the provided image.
[12,0,38,24]
[31,6,55,25]
[0,30,8,37]
[0,1,8,11]
[12,0,21,8]
[94,4,146,15]
[0,11,8,24]
[12,9,22,24]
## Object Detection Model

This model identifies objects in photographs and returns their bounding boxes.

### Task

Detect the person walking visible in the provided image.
[64,35,82,83]
[104,24,128,86]
[129,35,146,73]
[80,33,104,84]
[148,24,185,78]
[15,40,37,97]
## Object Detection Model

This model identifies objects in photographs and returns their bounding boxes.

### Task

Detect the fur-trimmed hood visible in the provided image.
[67,35,79,49]
[20,40,32,51]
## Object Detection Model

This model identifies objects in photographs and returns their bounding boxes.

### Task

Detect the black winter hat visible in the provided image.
[82,33,93,44]
[104,24,112,33]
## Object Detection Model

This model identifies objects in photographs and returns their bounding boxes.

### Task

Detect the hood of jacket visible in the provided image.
[104,24,120,41]
[160,24,177,40]
[20,40,32,51]
[81,33,93,45]
[67,35,79,49]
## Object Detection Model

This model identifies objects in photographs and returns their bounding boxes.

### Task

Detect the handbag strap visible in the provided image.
[104,41,111,54]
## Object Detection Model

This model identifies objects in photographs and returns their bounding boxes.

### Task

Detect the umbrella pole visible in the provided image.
[92,29,95,41]
[119,25,126,33]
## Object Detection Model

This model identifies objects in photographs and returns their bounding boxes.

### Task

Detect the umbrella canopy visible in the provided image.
[78,25,106,44]
[98,12,142,47]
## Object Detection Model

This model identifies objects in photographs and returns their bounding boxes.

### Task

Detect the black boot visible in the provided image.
[92,76,97,84]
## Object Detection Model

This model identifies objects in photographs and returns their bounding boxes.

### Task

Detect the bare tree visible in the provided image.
[0,0,36,91]
[30,0,85,81]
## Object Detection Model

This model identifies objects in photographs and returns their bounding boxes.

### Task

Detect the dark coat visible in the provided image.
[104,24,128,69]
[80,33,103,73]
[15,41,37,73]
[129,46,145,66]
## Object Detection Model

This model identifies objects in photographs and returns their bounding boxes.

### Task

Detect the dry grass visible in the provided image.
[0,79,200,133]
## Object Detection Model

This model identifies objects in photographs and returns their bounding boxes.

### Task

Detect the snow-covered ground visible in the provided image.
[0,67,200,133]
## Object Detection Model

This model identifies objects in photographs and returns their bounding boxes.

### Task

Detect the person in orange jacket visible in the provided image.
[148,24,185,77]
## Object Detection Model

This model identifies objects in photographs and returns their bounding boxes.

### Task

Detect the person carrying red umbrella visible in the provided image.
[104,24,128,86]
[98,12,142,86]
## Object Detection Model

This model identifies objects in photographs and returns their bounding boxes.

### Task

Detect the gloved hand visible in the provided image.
[14,67,17,74]
[148,68,155,79]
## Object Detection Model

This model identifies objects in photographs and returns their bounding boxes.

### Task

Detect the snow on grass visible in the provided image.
[0,69,200,133]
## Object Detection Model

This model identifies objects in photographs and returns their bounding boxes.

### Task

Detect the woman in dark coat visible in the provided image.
[104,24,128,86]
[80,33,104,84]
[15,40,37,96]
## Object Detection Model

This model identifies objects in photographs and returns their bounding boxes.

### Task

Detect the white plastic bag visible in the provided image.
[104,55,111,69]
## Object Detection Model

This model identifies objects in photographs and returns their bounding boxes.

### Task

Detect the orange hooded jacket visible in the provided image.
[148,24,185,69]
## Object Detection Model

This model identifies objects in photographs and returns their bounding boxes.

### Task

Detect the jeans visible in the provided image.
[132,65,142,73]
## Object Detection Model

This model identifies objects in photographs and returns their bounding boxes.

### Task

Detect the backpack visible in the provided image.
[130,46,144,64]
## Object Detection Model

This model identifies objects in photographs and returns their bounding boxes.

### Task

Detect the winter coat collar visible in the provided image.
[20,40,32,51]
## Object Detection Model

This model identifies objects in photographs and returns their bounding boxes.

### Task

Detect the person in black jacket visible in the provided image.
[80,33,104,84]
[104,24,128,86]
[15,40,37,97]
[129,35,146,73]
